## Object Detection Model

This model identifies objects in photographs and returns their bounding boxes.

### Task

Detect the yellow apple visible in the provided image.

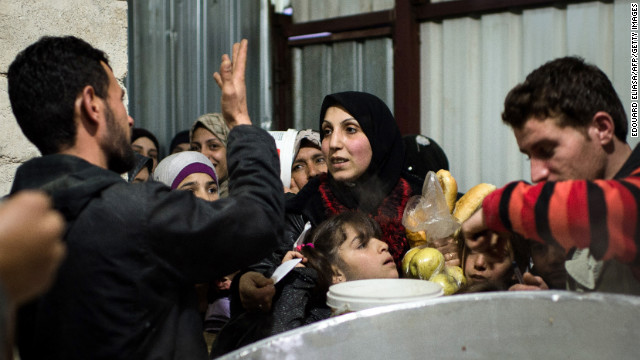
[430,273,459,295]
[409,247,445,280]
[402,247,422,278]
[445,265,466,288]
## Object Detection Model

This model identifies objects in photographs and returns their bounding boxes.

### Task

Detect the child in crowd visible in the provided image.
[153,151,227,352]
[509,242,568,291]
[459,233,530,293]
[210,211,398,357]
[153,151,219,201]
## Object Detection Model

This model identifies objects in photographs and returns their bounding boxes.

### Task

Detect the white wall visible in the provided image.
[0,0,128,195]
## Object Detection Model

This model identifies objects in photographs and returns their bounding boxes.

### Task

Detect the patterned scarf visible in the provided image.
[318,177,412,268]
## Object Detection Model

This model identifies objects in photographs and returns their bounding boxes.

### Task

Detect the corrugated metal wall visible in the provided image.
[422,0,637,192]
[127,0,271,156]
[290,0,395,130]
[291,0,394,22]
[291,38,394,130]
[290,0,637,193]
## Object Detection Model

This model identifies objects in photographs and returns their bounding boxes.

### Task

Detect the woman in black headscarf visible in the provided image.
[284,91,419,266]
[224,92,459,345]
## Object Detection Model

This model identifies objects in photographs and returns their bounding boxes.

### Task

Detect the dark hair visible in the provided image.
[8,36,111,154]
[300,211,382,298]
[502,56,628,142]
[131,128,160,151]
[170,130,190,152]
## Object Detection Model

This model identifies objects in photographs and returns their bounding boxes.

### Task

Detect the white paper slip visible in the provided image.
[271,258,302,284]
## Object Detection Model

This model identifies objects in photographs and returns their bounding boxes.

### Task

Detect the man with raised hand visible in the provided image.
[8,36,283,360]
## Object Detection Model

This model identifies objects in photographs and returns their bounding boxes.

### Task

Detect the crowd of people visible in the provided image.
[1,34,639,360]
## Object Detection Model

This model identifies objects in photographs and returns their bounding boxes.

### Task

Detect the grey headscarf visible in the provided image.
[190,113,230,197]
[293,129,321,160]
[190,113,230,147]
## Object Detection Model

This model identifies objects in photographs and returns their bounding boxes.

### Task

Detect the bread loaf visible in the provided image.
[436,169,458,214]
[452,183,496,223]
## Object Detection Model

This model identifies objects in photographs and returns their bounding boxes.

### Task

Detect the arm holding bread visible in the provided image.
[469,178,640,267]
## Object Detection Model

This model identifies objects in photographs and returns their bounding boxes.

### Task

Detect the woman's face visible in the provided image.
[131,137,158,171]
[176,173,219,202]
[190,127,228,182]
[291,146,327,191]
[132,167,150,183]
[321,106,373,183]
[336,224,398,282]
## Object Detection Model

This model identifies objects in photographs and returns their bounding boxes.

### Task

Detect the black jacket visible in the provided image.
[211,267,331,357]
[12,125,284,360]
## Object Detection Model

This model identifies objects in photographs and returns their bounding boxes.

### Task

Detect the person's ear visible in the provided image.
[331,265,346,284]
[79,85,101,125]
[590,111,615,145]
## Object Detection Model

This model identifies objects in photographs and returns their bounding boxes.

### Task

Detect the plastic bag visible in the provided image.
[402,171,460,245]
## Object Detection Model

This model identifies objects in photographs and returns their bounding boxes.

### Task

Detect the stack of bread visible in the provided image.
[402,170,496,295]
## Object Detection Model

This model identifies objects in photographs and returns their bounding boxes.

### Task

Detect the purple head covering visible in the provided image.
[153,151,218,189]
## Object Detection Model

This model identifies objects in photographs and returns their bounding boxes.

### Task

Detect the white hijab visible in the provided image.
[153,151,218,190]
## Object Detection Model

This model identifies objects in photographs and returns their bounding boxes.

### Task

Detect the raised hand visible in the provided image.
[214,39,251,128]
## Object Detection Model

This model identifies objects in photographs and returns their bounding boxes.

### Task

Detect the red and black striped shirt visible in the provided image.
[482,145,640,270]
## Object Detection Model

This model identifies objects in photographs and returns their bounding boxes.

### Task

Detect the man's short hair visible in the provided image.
[502,56,628,142]
[8,36,111,155]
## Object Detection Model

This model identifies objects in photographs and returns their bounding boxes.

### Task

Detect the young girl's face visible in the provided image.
[321,106,373,183]
[336,224,398,281]
[464,241,512,288]
[177,173,219,202]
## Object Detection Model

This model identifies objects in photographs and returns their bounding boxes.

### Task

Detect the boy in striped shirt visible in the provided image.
[463,57,640,294]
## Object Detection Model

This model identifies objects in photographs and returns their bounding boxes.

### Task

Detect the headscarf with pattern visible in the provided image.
[190,113,230,197]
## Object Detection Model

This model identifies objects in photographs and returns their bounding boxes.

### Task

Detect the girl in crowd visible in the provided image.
[153,151,219,201]
[153,151,227,352]
[210,211,398,357]
[189,113,230,198]
[131,127,160,172]
[459,233,530,293]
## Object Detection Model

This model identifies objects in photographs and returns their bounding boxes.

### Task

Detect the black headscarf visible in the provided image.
[402,134,449,184]
[319,91,404,214]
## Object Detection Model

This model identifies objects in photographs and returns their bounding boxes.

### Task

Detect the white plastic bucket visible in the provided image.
[326,278,443,315]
